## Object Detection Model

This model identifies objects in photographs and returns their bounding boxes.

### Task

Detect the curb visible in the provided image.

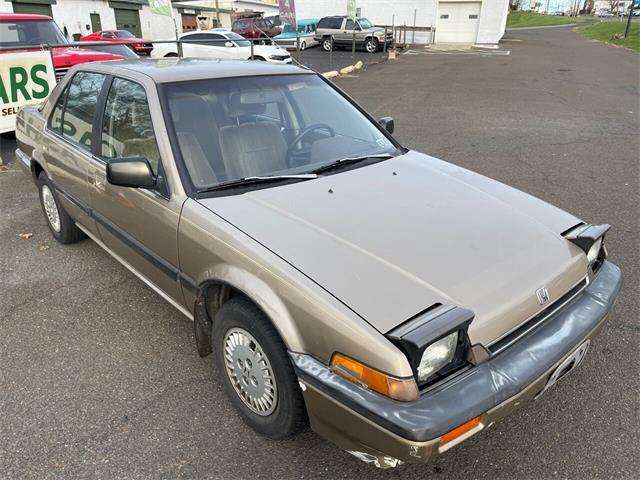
[320,57,373,79]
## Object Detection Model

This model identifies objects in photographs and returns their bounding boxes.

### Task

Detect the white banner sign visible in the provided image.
[0,51,56,133]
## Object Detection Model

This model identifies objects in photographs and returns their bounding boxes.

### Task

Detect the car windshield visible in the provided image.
[0,19,67,47]
[162,74,398,190]
[358,18,373,29]
[114,31,135,38]
[84,43,139,58]
[224,32,251,47]
[282,23,305,33]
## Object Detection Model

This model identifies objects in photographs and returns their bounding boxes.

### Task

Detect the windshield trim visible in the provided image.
[157,73,405,198]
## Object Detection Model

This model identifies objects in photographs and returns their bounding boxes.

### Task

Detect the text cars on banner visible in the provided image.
[278,0,296,27]
[0,51,56,133]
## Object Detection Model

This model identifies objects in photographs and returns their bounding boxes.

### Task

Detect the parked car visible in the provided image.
[264,14,283,29]
[595,9,614,17]
[274,19,319,50]
[231,16,281,42]
[315,15,393,53]
[552,11,565,16]
[82,43,140,59]
[0,13,124,82]
[80,29,153,55]
[151,29,291,64]
[15,58,622,468]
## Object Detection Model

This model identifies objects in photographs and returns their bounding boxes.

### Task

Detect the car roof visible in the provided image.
[82,58,311,83]
[0,13,52,21]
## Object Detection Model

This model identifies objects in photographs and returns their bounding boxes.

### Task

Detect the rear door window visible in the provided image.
[62,72,107,151]
[49,84,68,135]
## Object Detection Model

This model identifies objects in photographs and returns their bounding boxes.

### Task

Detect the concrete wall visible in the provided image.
[0,0,181,39]
[287,0,508,45]
[476,0,510,45]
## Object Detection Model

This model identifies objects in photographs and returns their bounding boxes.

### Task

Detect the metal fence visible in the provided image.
[0,26,401,79]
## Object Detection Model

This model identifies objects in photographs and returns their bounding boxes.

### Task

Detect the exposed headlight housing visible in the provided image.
[564,223,609,273]
[387,305,475,388]
[417,331,458,382]
[375,32,385,39]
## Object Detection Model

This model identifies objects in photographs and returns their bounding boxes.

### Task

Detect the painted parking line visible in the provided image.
[403,49,511,56]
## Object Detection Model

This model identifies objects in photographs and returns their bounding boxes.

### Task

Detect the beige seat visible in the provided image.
[176,132,219,187]
[218,122,288,180]
[169,94,224,185]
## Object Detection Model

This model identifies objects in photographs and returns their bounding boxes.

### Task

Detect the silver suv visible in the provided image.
[314,16,393,53]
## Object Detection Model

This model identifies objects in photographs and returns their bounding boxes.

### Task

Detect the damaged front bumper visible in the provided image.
[291,260,623,467]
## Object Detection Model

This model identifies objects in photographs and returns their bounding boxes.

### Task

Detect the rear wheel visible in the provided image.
[364,37,379,53]
[212,297,307,438]
[37,172,85,244]
[322,36,334,51]
[300,40,306,50]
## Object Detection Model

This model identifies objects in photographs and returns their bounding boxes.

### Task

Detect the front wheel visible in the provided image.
[212,297,307,439]
[365,37,379,53]
[300,40,306,51]
[322,36,334,51]
[164,52,178,57]
[38,172,85,244]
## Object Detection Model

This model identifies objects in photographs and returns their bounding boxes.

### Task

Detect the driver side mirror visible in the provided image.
[224,41,235,47]
[378,116,394,135]
[106,156,156,189]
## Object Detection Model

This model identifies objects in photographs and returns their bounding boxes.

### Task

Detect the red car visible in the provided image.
[0,13,124,81]
[231,17,281,42]
[80,30,153,55]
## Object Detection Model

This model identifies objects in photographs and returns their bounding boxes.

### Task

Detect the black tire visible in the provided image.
[365,37,379,53]
[212,296,307,439]
[165,52,178,57]
[37,172,85,244]
[252,56,267,61]
[322,36,334,51]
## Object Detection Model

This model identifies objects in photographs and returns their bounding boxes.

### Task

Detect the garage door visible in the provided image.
[436,2,481,44]
[11,2,53,16]
[114,8,142,38]
[182,14,197,32]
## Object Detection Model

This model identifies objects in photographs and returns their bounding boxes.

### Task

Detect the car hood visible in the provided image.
[52,47,124,66]
[198,151,587,345]
[253,44,290,55]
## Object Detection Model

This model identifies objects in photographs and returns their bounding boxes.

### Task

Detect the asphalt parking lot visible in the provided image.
[1,25,638,479]
[291,44,388,73]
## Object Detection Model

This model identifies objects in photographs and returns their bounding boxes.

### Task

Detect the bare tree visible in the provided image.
[583,0,594,14]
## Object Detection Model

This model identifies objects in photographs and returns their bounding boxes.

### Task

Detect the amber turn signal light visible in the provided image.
[330,353,419,402]
[439,415,482,451]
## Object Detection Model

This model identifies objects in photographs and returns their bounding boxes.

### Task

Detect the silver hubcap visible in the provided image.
[324,40,331,50]
[366,41,376,52]
[223,328,278,416]
[41,184,61,232]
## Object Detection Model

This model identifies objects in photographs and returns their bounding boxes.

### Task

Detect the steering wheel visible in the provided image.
[286,123,335,165]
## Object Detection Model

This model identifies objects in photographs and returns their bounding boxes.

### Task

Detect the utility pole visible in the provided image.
[215,0,221,28]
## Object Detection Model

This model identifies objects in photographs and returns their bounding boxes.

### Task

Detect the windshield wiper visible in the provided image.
[197,174,318,194]
[310,153,394,175]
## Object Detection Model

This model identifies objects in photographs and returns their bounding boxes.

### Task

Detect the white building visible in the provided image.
[0,0,221,40]
[292,0,510,46]
[0,0,510,45]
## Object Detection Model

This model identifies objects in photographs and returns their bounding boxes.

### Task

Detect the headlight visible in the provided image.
[587,237,603,264]
[376,32,385,39]
[387,305,475,388]
[564,223,609,271]
[417,331,458,382]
